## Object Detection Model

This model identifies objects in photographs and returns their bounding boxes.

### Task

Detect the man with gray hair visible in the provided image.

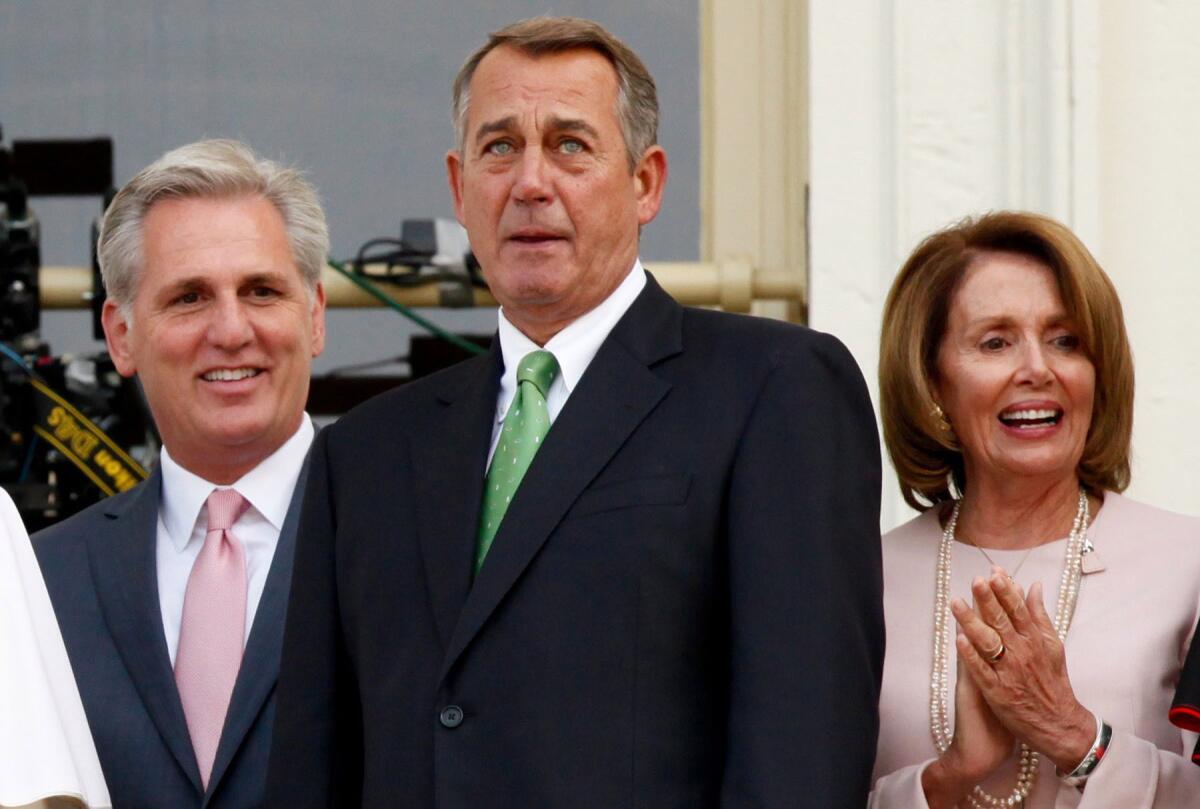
[271,15,883,808]
[35,138,328,808]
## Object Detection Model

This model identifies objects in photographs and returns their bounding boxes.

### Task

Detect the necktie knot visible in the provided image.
[516,350,559,398]
[205,488,249,533]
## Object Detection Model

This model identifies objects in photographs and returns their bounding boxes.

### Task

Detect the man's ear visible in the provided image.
[446,149,466,225]
[633,145,668,227]
[101,299,137,378]
[309,281,328,358]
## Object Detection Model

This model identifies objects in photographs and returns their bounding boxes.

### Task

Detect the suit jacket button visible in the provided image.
[439,705,464,728]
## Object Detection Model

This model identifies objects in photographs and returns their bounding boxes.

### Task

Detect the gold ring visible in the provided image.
[985,642,1006,663]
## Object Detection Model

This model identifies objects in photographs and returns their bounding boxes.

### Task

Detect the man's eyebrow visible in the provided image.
[240,271,291,286]
[157,276,207,297]
[155,271,291,298]
[547,117,599,139]
[472,115,602,144]
[474,116,518,144]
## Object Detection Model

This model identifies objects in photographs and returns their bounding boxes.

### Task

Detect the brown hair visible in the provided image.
[451,16,658,170]
[879,210,1134,510]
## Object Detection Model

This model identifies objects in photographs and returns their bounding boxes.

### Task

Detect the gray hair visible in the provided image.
[451,16,659,171]
[98,138,329,312]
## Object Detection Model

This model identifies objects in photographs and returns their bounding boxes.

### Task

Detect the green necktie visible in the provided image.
[475,349,560,573]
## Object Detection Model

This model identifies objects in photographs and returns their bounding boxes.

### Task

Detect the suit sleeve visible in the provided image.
[266,426,363,807]
[720,330,884,808]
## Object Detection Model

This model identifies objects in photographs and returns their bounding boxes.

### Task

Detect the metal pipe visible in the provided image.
[39,261,804,313]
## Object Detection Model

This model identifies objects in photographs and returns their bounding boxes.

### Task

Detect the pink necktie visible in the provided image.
[175,488,249,788]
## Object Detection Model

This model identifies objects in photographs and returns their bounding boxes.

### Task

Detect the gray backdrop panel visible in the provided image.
[0,1,699,375]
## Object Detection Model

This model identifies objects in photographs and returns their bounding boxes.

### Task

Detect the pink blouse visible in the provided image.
[870,493,1200,808]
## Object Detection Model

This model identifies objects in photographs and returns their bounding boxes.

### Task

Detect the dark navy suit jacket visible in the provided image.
[268,275,886,808]
[35,461,307,809]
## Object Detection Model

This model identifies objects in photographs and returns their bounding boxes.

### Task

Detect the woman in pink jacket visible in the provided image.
[870,211,1200,808]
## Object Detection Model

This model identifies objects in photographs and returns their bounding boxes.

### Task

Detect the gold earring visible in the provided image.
[931,404,953,432]
[931,403,959,447]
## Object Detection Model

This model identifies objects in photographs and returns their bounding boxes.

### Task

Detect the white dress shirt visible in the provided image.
[488,259,647,464]
[156,416,314,665]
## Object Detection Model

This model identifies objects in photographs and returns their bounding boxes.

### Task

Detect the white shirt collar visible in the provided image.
[159,415,315,551]
[495,259,647,421]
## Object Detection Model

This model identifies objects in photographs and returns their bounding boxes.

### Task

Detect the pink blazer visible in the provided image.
[870,493,1200,808]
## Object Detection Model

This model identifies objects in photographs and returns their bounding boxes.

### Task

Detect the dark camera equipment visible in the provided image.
[307,219,491,415]
[0,126,151,531]
[0,129,42,340]
[0,127,496,529]
[349,217,486,303]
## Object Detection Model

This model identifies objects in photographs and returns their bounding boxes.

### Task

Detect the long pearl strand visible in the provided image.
[930,488,1089,808]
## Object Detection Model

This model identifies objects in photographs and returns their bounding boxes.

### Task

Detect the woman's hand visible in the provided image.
[951,569,1096,773]
[921,650,1014,808]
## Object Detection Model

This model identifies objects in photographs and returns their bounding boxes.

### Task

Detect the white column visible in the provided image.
[1081,1,1200,513]
[701,0,807,321]
[808,1,1076,529]
[809,0,1200,523]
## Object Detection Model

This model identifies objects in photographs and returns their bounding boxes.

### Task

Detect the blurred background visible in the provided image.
[2,1,1198,529]
[0,0,701,372]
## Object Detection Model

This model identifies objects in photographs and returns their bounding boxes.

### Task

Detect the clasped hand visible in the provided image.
[950,568,1095,775]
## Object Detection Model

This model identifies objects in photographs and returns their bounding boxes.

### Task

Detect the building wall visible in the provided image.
[809,1,1200,526]
[1088,2,1200,520]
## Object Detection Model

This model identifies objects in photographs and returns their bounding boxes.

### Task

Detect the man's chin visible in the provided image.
[491,244,572,280]
[491,275,573,309]
[194,414,281,453]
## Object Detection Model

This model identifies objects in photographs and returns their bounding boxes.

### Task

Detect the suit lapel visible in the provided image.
[439,277,683,682]
[412,345,503,648]
[88,468,203,793]
[205,454,313,796]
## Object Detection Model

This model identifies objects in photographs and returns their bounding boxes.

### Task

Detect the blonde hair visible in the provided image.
[880,210,1134,510]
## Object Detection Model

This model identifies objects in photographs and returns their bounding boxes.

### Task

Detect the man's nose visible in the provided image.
[207,295,254,349]
[511,149,553,204]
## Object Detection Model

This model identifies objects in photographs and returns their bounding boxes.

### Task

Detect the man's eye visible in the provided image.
[558,139,584,154]
[250,286,279,298]
[485,141,514,156]
[174,291,201,305]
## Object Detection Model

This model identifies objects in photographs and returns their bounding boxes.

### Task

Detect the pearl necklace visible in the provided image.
[930,488,1089,808]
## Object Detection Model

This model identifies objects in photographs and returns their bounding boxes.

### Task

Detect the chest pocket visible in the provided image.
[569,473,691,519]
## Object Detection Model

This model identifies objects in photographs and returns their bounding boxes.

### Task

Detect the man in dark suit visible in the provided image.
[269,16,884,808]
[35,138,328,808]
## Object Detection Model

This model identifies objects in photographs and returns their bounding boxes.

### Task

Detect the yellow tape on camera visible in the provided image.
[31,378,148,496]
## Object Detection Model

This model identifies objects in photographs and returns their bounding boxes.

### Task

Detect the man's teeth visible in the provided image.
[203,368,260,381]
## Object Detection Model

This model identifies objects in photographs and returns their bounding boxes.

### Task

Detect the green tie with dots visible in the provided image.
[475,349,560,573]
